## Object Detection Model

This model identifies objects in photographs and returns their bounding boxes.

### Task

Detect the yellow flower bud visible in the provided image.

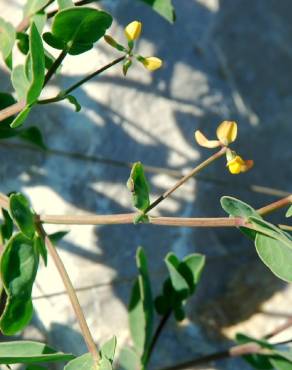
[124,21,142,41]
[227,155,254,174]
[216,121,238,146]
[142,57,163,71]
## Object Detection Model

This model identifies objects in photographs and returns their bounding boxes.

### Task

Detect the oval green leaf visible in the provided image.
[48,7,112,55]
[64,353,94,370]
[9,193,36,239]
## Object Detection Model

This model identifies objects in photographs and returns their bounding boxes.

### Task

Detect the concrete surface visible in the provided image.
[0,0,292,369]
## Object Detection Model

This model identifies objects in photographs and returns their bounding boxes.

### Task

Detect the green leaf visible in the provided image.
[173,302,185,321]
[129,247,153,358]
[24,0,51,17]
[249,217,292,248]
[26,22,45,104]
[0,208,14,242]
[49,230,69,244]
[12,65,31,101]
[255,233,292,282]
[100,336,117,362]
[19,126,47,150]
[64,353,94,370]
[165,253,189,297]
[180,254,205,294]
[45,7,112,55]
[119,347,140,370]
[65,94,82,112]
[26,365,47,370]
[270,357,292,370]
[127,162,150,212]
[9,193,36,239]
[34,234,47,266]
[139,0,175,23]
[0,233,39,334]
[0,340,74,364]
[57,0,75,9]
[220,196,260,218]
[10,105,32,128]
[99,357,112,370]
[286,205,292,218]
[0,17,16,61]
[17,32,29,55]
[32,12,47,34]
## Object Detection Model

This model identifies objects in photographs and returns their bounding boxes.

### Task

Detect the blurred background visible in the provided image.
[0,0,292,369]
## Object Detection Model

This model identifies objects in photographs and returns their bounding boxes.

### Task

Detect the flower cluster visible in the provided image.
[195,121,254,174]
[104,20,163,75]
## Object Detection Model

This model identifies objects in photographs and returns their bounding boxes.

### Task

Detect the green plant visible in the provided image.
[0,1,291,370]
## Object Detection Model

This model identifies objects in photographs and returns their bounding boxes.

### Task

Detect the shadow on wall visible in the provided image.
[0,0,292,369]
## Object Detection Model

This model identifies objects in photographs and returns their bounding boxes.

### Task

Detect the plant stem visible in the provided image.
[145,310,172,365]
[0,100,25,123]
[37,223,100,365]
[144,147,227,214]
[38,56,125,105]
[43,49,68,87]
[257,195,292,216]
[63,55,125,95]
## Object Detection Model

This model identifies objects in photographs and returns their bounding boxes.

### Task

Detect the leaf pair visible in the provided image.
[221,196,292,282]
[43,7,112,55]
[155,253,205,321]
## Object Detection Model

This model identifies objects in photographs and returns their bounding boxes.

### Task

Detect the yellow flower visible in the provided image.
[194,121,238,148]
[124,21,142,41]
[142,57,163,71]
[227,155,254,174]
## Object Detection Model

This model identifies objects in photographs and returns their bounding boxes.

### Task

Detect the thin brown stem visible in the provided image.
[144,147,227,213]
[43,49,68,87]
[0,100,25,123]
[37,223,100,365]
[257,195,292,216]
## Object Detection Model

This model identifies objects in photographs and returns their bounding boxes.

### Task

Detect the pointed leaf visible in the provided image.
[100,336,117,362]
[57,0,74,9]
[64,353,94,370]
[26,22,45,104]
[19,126,47,150]
[286,205,292,218]
[270,358,292,370]
[0,341,74,364]
[139,0,175,23]
[34,234,47,266]
[165,253,189,297]
[0,233,39,334]
[10,105,32,128]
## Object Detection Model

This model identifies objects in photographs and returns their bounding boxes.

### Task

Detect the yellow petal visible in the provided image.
[142,57,163,71]
[216,121,238,145]
[227,156,253,174]
[194,130,221,148]
[124,21,142,41]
